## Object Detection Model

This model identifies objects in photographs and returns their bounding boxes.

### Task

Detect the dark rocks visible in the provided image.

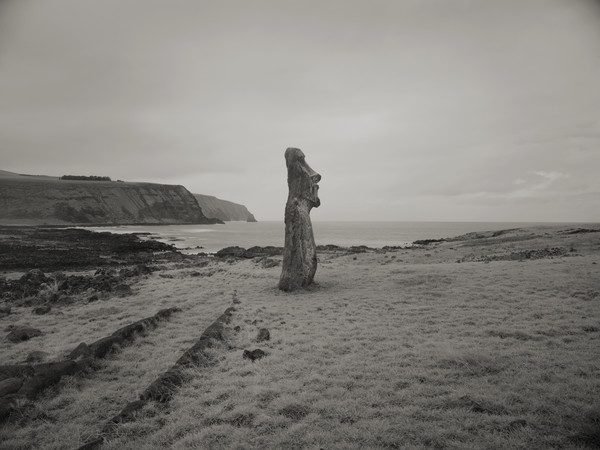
[6,326,42,343]
[243,349,266,361]
[114,284,133,297]
[316,244,341,251]
[69,343,92,360]
[0,305,11,317]
[215,246,284,259]
[413,238,446,246]
[256,328,270,342]
[33,305,51,315]
[0,378,23,397]
[244,246,283,258]
[20,269,48,286]
[119,264,153,278]
[215,246,247,258]
[0,227,177,272]
[0,364,35,380]
[349,245,371,253]
[18,359,92,400]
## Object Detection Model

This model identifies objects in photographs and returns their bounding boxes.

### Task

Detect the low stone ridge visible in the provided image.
[6,326,42,343]
[413,238,447,246]
[0,308,181,423]
[457,247,569,263]
[215,246,284,259]
[69,307,181,360]
[78,307,236,449]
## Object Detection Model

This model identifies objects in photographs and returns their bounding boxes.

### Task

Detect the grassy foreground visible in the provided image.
[1,224,599,449]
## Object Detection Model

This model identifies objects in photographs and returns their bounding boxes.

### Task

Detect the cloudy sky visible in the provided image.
[1,0,599,222]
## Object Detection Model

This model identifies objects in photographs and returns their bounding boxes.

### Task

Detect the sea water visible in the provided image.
[85,221,562,254]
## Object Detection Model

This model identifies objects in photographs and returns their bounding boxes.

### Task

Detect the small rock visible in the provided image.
[19,269,47,285]
[0,305,11,317]
[33,305,52,315]
[95,267,117,277]
[257,328,270,342]
[0,378,23,397]
[26,350,49,363]
[243,349,266,361]
[114,284,133,297]
[88,294,99,302]
[234,326,241,332]
[6,326,42,343]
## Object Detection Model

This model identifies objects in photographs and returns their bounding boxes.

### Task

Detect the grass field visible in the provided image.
[1,225,599,449]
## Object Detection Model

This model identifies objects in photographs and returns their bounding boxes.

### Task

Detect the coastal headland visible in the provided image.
[0,170,257,226]
[0,224,599,449]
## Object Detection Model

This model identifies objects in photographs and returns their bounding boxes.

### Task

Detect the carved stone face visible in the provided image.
[285,147,321,208]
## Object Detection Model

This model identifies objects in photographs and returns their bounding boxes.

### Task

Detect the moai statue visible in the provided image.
[279,148,321,292]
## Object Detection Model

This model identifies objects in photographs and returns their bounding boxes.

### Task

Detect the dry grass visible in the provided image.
[1,224,599,449]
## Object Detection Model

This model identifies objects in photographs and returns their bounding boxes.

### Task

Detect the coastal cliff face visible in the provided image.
[193,194,257,222]
[0,171,221,225]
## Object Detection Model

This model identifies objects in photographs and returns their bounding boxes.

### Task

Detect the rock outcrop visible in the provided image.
[279,148,321,292]
[193,194,257,222]
[0,171,221,225]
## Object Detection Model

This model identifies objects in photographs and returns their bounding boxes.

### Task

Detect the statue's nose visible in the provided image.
[312,173,321,183]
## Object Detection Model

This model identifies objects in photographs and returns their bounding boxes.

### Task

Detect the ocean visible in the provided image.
[85,221,564,254]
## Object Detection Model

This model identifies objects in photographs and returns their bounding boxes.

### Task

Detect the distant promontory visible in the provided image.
[0,170,256,226]
[193,194,257,223]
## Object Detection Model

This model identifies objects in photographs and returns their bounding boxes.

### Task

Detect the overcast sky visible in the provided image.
[1,0,599,222]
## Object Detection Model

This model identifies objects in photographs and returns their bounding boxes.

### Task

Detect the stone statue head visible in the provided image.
[285,147,321,208]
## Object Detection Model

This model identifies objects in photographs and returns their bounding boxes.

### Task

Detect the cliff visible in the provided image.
[0,171,222,225]
[193,194,257,222]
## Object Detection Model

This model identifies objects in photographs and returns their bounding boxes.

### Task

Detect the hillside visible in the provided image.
[0,171,222,225]
[194,193,257,222]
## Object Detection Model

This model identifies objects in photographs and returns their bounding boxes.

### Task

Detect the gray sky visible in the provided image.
[1,0,599,222]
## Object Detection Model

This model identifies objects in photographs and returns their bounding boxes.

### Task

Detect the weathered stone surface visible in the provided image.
[0,377,23,397]
[18,359,92,399]
[257,328,270,342]
[279,148,321,291]
[6,325,42,343]
[0,364,34,381]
